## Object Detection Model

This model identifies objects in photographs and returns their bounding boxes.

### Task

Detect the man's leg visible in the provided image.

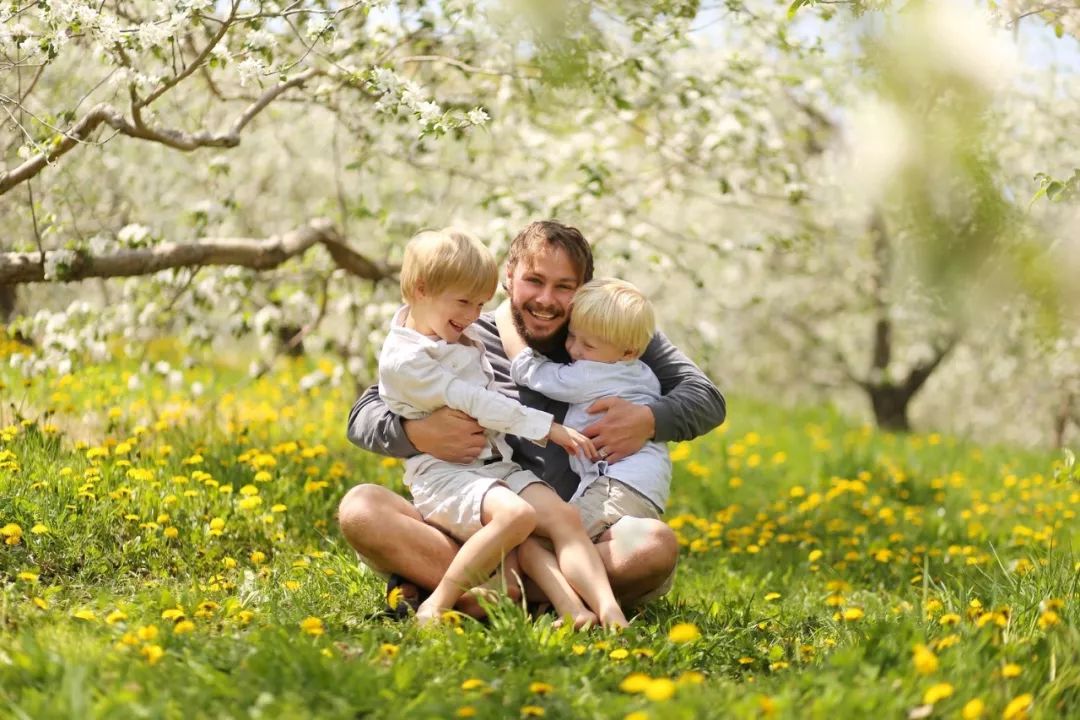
[594,517,679,607]
[337,484,459,589]
[336,483,521,617]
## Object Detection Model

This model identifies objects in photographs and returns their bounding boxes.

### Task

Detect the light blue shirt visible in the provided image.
[510,348,672,511]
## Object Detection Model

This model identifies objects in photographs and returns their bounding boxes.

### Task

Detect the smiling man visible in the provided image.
[339,220,726,613]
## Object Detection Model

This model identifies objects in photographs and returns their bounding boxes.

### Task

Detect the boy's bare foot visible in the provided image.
[414,601,445,626]
[552,609,598,630]
[599,605,629,630]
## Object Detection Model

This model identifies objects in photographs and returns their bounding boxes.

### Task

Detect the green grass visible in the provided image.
[1,348,1078,719]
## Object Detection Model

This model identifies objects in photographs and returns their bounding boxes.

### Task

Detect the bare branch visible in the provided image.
[0,69,318,196]
[901,334,960,398]
[0,219,396,285]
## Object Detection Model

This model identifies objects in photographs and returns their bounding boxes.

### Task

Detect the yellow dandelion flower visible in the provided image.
[961,698,985,719]
[137,625,159,641]
[923,683,953,705]
[808,549,823,563]
[764,592,781,601]
[1037,610,1060,630]
[624,713,650,720]
[32,597,48,610]
[105,609,128,625]
[1001,663,1021,679]
[271,504,288,513]
[609,649,630,660]
[164,527,179,539]
[644,678,677,702]
[939,613,961,626]
[141,644,165,665]
[841,607,864,621]
[528,681,554,695]
[619,673,652,694]
[173,620,196,634]
[299,616,324,636]
[738,657,754,665]
[30,524,49,534]
[912,644,939,675]
[520,706,545,717]
[461,678,487,691]
[161,607,185,621]
[72,608,97,621]
[1002,694,1032,720]
[379,643,399,659]
[456,707,477,718]
[676,671,704,685]
[668,623,701,643]
[17,571,39,583]
[571,644,586,655]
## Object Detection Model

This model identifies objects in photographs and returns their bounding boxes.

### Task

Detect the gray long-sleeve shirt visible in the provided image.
[347,312,726,502]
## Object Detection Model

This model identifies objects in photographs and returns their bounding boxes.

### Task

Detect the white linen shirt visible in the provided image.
[378,306,553,484]
[510,348,672,511]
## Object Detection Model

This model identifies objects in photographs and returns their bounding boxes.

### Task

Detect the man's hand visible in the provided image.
[404,407,486,463]
[582,397,655,463]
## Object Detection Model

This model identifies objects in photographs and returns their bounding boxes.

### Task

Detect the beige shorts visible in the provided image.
[408,459,544,542]
[571,477,675,606]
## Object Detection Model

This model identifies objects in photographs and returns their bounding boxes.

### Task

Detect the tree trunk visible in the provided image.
[0,285,14,322]
[867,383,913,432]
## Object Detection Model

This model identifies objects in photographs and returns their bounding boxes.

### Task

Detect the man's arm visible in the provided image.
[346,384,488,464]
[637,330,726,443]
[346,383,416,458]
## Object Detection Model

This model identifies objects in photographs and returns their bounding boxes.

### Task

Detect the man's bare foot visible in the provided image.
[552,609,598,630]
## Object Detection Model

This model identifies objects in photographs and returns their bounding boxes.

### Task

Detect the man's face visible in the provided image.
[506,245,581,353]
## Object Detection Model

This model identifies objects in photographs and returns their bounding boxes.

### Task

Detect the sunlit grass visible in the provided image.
[1,345,1077,718]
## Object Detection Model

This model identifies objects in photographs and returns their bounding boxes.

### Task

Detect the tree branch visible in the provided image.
[0,219,396,285]
[0,69,319,196]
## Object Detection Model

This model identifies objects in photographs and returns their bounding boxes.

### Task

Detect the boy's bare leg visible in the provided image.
[337,484,512,618]
[415,487,535,624]
[519,485,628,629]
[518,537,597,629]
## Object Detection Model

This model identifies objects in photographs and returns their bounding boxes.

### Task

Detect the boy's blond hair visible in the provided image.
[399,228,498,304]
[570,278,655,358]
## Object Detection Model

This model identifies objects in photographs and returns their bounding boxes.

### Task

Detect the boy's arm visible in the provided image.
[381,352,553,442]
[510,349,601,403]
[494,301,528,359]
[346,385,487,464]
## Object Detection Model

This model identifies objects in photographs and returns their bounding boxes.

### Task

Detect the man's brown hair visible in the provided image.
[505,221,594,285]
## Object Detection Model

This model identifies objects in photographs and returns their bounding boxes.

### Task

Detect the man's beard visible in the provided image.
[511,301,569,355]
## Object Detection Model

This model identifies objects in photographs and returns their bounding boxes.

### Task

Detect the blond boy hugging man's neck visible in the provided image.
[495,278,673,618]
[377,228,628,628]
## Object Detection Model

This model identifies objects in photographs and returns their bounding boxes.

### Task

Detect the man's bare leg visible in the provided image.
[594,517,679,608]
[337,484,518,617]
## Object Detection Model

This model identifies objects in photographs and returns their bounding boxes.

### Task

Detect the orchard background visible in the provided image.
[2,1,1079,718]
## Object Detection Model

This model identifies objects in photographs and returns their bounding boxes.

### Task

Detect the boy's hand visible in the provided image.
[404,408,486,463]
[548,423,599,461]
[583,397,654,463]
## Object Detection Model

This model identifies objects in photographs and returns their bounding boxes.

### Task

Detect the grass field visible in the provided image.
[1,341,1077,719]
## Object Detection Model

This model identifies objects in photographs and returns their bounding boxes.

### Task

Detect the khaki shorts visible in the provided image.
[571,477,675,606]
[409,460,544,543]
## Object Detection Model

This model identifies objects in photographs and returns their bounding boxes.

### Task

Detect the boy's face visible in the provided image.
[565,324,632,363]
[506,245,581,353]
[411,287,489,343]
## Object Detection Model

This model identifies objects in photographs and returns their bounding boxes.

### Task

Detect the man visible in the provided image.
[339,220,726,613]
